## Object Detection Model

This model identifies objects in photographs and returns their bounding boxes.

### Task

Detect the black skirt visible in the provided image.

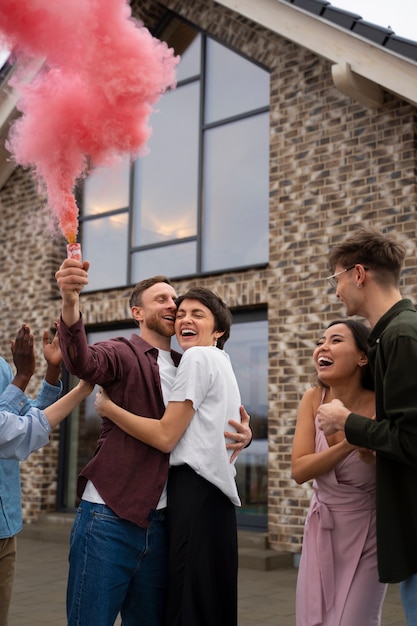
[165,464,238,626]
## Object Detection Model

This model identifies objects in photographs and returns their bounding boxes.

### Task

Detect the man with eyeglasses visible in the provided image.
[317,226,417,626]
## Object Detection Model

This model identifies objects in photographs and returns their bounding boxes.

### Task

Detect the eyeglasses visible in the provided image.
[326,265,356,290]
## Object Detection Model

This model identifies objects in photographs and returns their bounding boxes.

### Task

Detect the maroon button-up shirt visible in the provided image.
[59,315,181,527]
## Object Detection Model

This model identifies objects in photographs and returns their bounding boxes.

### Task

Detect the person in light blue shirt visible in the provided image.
[0,323,62,626]
[0,374,92,459]
[0,372,93,626]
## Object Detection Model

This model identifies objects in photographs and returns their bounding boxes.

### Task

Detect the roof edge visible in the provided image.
[215,0,417,108]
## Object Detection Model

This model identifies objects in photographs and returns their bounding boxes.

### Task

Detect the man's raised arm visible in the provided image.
[55,258,90,327]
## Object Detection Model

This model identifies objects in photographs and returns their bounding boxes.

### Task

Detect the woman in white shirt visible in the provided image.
[94,287,242,626]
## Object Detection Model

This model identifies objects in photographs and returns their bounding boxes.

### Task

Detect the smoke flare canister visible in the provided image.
[66,242,82,261]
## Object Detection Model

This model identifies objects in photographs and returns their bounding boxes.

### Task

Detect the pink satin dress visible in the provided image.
[295,408,387,625]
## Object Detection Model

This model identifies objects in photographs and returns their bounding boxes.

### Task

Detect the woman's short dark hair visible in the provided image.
[175,287,232,350]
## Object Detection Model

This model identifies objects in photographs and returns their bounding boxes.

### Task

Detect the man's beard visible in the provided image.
[147,313,175,338]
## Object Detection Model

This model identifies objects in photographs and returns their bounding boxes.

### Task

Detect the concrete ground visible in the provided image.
[9,528,405,625]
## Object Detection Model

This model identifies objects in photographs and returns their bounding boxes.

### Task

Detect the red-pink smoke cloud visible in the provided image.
[0,0,179,243]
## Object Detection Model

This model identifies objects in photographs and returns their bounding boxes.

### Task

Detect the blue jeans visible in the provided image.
[66,501,168,626]
[401,573,417,626]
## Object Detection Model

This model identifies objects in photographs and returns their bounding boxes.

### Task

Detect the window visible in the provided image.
[227,311,268,528]
[58,312,268,529]
[80,16,269,290]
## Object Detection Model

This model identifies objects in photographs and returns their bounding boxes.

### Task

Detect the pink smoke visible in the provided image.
[0,0,179,242]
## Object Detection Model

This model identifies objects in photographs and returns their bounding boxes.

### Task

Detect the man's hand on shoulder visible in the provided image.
[225,405,252,463]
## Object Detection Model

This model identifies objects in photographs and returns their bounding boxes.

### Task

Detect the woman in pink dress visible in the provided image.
[292,320,387,625]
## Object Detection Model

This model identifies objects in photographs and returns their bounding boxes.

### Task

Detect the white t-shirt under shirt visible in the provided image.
[82,348,177,508]
[169,346,241,506]
[157,349,177,406]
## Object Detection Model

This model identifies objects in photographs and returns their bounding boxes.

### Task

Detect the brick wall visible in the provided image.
[1,0,416,551]
[132,0,417,553]
[0,168,66,522]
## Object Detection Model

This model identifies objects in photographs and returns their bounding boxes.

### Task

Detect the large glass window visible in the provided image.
[80,156,131,288]
[205,38,270,122]
[58,312,268,529]
[132,82,200,248]
[227,312,268,528]
[202,113,269,271]
[80,16,269,289]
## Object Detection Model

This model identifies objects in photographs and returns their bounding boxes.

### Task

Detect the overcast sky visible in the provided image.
[0,1,415,67]
[334,0,416,41]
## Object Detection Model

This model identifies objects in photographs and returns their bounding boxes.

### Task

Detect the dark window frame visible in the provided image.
[78,12,270,288]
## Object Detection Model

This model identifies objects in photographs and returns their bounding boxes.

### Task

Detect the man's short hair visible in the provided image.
[328,227,406,285]
[129,276,173,308]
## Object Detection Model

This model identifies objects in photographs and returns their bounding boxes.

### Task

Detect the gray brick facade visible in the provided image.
[0,0,416,554]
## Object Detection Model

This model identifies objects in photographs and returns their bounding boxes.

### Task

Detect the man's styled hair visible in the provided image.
[175,287,233,350]
[129,276,173,308]
[328,227,407,286]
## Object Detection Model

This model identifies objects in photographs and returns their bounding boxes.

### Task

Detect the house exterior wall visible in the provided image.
[0,0,416,550]
[0,169,66,521]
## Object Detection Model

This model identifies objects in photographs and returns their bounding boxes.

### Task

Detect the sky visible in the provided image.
[0,48,8,66]
[333,0,416,41]
[0,1,415,66]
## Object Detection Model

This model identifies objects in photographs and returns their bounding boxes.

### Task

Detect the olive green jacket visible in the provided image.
[346,299,417,583]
